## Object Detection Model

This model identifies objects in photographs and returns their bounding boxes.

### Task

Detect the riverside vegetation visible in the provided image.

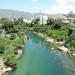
[0,13,75,74]
[0,18,26,75]
[28,17,75,51]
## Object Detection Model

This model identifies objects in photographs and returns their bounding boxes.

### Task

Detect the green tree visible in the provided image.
[0,18,14,31]
[52,19,62,30]
[31,18,40,27]
[46,18,54,26]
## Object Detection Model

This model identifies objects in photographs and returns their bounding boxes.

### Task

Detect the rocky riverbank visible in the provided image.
[0,58,12,75]
[0,35,28,75]
[33,32,75,57]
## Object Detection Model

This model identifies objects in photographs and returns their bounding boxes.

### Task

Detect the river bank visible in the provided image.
[0,34,28,75]
[0,58,13,75]
[33,32,75,57]
[9,32,75,75]
[0,31,75,75]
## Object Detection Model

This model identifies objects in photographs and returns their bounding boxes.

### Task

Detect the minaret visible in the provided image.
[40,9,43,24]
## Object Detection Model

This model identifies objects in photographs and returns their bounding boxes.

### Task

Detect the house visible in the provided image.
[0,29,5,38]
[23,19,31,23]
[59,16,75,25]
[67,18,75,25]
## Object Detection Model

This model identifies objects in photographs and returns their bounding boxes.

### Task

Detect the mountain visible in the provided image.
[0,9,63,19]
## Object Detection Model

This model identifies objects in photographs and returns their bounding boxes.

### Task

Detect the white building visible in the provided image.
[0,29,5,38]
[23,19,31,23]
[40,15,48,24]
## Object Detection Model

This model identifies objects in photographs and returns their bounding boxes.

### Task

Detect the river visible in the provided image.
[9,32,75,75]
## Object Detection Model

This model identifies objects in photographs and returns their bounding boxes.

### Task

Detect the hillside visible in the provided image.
[0,9,63,19]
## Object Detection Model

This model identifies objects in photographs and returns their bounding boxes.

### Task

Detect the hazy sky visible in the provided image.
[0,0,75,14]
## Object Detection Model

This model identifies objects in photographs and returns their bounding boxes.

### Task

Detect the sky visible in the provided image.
[0,0,75,14]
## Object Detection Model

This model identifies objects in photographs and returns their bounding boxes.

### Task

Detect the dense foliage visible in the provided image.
[0,16,75,67]
[0,18,25,67]
[25,17,75,50]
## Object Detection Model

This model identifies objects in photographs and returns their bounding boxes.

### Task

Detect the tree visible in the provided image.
[0,45,4,54]
[52,19,62,30]
[65,31,75,48]
[46,18,54,26]
[31,18,40,27]
[68,29,73,36]
[70,31,75,48]
[0,18,14,31]
[46,18,63,30]
[17,17,24,24]
[67,11,75,18]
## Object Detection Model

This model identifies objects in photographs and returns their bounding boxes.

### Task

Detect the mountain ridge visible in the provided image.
[0,9,63,19]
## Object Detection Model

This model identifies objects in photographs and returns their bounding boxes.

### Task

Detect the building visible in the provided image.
[59,16,75,25]
[0,29,5,38]
[23,19,31,23]
[40,15,48,24]
[67,18,75,25]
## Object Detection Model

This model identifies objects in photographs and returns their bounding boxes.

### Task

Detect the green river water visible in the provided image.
[9,32,75,75]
